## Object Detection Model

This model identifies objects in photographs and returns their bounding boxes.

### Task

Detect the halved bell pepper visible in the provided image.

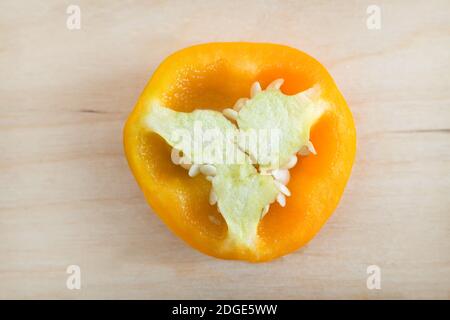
[124,42,356,262]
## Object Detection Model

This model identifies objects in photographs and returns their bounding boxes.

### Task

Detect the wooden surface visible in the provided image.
[1,0,449,299]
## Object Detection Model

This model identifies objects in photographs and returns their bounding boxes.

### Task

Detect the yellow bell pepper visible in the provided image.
[124,42,356,262]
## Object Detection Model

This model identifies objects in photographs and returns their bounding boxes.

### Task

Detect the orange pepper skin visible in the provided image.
[124,43,356,262]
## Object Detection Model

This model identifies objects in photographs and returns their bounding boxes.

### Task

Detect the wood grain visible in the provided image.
[0,0,449,299]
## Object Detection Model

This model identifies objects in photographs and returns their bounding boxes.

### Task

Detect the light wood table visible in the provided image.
[1,0,449,299]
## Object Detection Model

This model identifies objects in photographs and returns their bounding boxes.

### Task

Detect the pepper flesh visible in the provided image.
[124,43,356,262]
